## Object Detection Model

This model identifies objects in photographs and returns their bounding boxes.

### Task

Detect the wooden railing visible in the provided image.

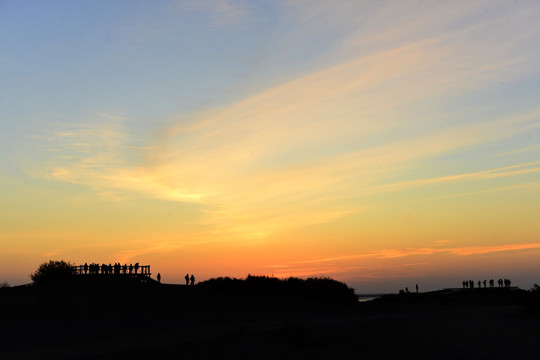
[72,264,151,277]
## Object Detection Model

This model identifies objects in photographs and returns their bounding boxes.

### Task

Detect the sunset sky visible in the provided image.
[1,1,540,292]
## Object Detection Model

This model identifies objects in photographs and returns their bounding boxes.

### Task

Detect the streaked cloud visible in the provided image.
[447,242,540,256]
[360,160,540,197]
[114,238,221,264]
[424,181,540,201]
[263,241,540,279]
[176,0,252,28]
[39,14,540,240]
[495,144,540,157]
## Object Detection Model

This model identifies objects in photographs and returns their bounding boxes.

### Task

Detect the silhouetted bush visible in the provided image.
[198,275,357,303]
[30,260,75,284]
[0,282,10,288]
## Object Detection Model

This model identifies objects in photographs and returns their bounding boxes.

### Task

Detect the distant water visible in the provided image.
[356,295,382,302]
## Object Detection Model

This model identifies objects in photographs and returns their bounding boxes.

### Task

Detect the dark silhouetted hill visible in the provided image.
[1,280,540,359]
[371,287,537,309]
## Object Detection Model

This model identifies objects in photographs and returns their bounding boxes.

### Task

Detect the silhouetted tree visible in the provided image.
[30,260,74,284]
[0,282,10,288]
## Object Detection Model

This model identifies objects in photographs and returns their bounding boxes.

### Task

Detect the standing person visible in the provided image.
[190,274,195,286]
[185,273,189,286]
[415,284,419,293]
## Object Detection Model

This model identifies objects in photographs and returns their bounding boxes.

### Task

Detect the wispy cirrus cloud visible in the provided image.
[37,2,540,242]
[495,144,540,157]
[114,238,221,264]
[358,160,540,197]
[423,182,540,201]
[262,241,540,278]
[176,0,252,28]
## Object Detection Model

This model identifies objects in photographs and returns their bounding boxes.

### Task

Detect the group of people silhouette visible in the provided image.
[400,284,419,294]
[73,263,198,285]
[74,262,150,276]
[185,273,195,285]
[462,278,512,289]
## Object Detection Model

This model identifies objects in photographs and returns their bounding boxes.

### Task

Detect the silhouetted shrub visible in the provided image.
[0,282,10,288]
[198,275,357,303]
[30,260,75,284]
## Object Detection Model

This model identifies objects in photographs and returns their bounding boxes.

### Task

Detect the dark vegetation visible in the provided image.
[30,259,74,284]
[198,275,358,304]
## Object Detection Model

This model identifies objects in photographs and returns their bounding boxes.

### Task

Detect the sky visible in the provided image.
[1,0,540,293]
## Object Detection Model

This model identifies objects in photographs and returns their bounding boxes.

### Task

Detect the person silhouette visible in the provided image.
[190,274,195,286]
[157,273,161,283]
[415,284,419,293]
[185,273,190,286]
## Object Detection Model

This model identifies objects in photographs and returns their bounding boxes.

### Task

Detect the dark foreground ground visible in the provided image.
[1,282,539,360]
